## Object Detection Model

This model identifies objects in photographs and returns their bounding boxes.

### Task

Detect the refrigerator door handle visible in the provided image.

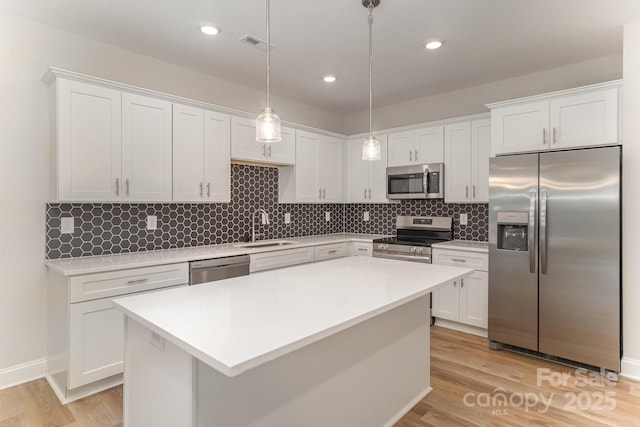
[540,190,548,274]
[529,190,537,274]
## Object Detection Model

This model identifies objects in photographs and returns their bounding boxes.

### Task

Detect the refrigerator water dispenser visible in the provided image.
[496,212,529,251]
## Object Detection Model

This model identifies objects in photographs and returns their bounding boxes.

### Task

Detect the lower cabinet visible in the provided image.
[314,243,347,261]
[250,247,315,273]
[432,248,488,336]
[47,263,189,403]
[350,242,373,256]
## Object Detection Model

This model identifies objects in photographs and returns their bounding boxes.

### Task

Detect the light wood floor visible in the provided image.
[1,327,638,426]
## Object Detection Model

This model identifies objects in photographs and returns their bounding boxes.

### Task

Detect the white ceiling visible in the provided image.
[1,0,639,114]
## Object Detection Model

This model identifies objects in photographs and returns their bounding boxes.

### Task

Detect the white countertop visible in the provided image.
[432,240,489,253]
[45,233,386,276]
[113,256,472,377]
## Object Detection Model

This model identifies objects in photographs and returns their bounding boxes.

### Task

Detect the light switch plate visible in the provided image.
[61,217,74,234]
[364,211,370,222]
[460,213,468,226]
[284,212,291,224]
[325,212,331,221]
[146,215,158,230]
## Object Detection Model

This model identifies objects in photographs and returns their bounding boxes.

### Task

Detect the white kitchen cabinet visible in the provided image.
[350,242,373,256]
[346,136,388,203]
[231,116,295,165]
[444,119,490,203]
[250,247,315,273]
[314,243,348,261]
[432,248,488,336]
[47,263,189,402]
[294,130,344,203]
[121,93,173,201]
[387,126,444,167]
[173,104,230,202]
[490,83,620,156]
[50,78,174,202]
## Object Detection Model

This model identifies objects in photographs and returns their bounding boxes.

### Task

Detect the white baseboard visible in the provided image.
[621,357,640,381]
[383,386,432,427]
[433,318,488,337]
[0,358,46,391]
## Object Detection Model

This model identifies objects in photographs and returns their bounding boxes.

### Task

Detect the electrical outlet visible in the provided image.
[61,217,75,234]
[325,212,331,221]
[146,215,158,230]
[261,213,268,225]
[363,211,370,221]
[151,332,165,352]
[459,213,468,226]
[284,212,291,224]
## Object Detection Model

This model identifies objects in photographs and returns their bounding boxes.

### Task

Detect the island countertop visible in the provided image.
[113,256,472,378]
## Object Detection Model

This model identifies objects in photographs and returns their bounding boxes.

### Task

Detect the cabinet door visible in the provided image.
[295,131,321,202]
[550,88,619,149]
[444,122,472,203]
[491,101,550,155]
[387,130,414,166]
[57,79,122,201]
[230,116,265,162]
[347,139,370,203]
[267,126,296,165]
[173,104,204,202]
[121,93,173,202]
[459,271,488,328]
[414,126,444,164]
[320,136,344,202]
[369,134,389,202]
[471,119,491,203]
[69,298,124,388]
[204,110,231,202]
[431,281,460,321]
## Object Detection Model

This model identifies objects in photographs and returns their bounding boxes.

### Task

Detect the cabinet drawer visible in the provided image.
[432,249,488,271]
[314,243,348,261]
[351,242,372,256]
[250,247,314,273]
[69,263,189,303]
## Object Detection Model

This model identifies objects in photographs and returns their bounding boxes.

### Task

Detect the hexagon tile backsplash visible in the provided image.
[45,164,487,259]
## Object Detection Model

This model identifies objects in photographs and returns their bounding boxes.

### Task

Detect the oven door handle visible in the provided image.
[373,252,431,263]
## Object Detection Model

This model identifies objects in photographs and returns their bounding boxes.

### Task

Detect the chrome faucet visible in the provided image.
[252,209,271,242]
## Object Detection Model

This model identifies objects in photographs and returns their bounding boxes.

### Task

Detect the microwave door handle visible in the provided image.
[423,170,429,195]
[529,190,537,274]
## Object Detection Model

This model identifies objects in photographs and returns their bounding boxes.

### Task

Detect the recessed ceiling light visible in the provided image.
[200,25,221,36]
[323,75,337,83]
[425,39,443,50]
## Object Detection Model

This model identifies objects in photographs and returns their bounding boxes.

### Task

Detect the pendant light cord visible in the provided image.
[266,0,271,110]
[368,1,374,138]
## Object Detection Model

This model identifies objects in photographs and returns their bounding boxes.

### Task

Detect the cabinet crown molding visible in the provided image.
[486,79,622,110]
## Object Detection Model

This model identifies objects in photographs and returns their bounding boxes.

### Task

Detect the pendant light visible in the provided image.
[362,0,381,160]
[256,0,281,143]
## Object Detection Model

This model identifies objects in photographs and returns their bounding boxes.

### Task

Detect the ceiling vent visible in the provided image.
[239,34,273,52]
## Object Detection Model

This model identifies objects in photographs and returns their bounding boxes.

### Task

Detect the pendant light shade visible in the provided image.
[362,0,380,160]
[257,0,281,143]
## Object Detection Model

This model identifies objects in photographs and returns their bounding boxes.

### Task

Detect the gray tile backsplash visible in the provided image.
[46,164,487,259]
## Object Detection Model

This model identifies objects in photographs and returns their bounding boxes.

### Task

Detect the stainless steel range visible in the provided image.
[372,216,453,263]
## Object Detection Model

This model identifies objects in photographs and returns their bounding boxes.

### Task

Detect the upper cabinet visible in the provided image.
[346,136,389,203]
[287,130,343,203]
[387,125,444,167]
[51,78,172,202]
[231,116,295,165]
[173,105,231,203]
[444,118,490,204]
[489,82,621,156]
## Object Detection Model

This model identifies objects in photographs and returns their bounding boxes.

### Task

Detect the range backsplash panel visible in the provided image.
[45,164,487,259]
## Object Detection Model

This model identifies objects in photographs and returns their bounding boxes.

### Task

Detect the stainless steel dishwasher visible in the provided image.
[189,255,250,285]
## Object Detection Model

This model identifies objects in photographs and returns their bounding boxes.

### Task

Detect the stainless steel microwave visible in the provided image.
[386,163,444,200]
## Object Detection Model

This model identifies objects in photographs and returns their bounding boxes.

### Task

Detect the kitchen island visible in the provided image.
[114,256,472,427]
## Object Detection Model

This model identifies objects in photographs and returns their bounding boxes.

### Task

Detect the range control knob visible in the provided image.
[410,247,417,253]
[416,247,423,254]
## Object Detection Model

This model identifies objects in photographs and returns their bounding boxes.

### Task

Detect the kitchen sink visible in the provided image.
[234,240,298,248]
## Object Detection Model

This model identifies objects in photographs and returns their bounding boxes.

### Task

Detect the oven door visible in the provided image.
[386,164,444,199]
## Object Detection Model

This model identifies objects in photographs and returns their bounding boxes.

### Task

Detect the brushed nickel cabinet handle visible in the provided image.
[262,145,266,158]
[414,149,418,162]
[125,178,130,196]
[199,182,203,197]
[319,189,322,199]
[328,250,338,254]
[409,150,413,162]
[207,182,211,198]
[542,128,547,145]
[466,185,469,198]
[473,185,476,198]
[451,258,467,263]
[368,189,372,199]
[364,189,367,199]
[461,279,465,288]
[553,127,557,144]
[268,145,272,158]
[115,178,120,196]
[357,248,367,252]
[323,188,326,199]
[127,278,149,285]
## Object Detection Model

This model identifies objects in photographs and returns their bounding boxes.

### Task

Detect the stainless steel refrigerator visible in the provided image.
[488,146,621,375]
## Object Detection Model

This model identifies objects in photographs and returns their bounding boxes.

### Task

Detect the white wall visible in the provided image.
[342,55,622,135]
[622,21,640,380]
[0,10,343,386]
